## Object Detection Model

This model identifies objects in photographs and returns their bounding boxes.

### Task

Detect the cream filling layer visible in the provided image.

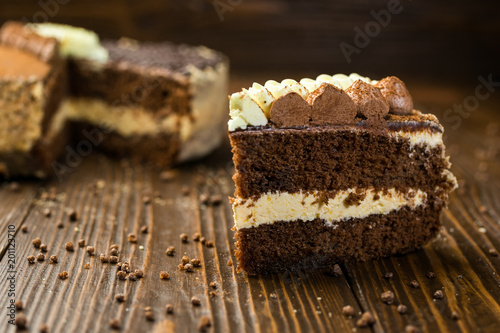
[232,188,427,230]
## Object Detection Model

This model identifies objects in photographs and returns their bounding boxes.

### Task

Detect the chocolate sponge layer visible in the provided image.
[234,203,442,276]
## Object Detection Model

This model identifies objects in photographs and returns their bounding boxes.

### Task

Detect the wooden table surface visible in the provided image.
[1,74,499,333]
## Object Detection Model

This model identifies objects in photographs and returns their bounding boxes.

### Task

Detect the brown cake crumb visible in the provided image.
[433,290,444,299]
[21,225,28,233]
[121,262,131,273]
[43,208,52,217]
[210,195,222,206]
[397,304,408,314]
[40,244,48,252]
[83,262,91,269]
[326,264,343,276]
[384,272,394,279]
[36,253,45,261]
[14,300,23,310]
[227,259,233,266]
[77,239,86,247]
[270,293,277,299]
[426,271,436,279]
[65,242,74,251]
[199,194,209,205]
[49,255,58,264]
[114,294,126,302]
[110,248,119,256]
[40,324,49,333]
[127,233,137,243]
[451,311,460,320]
[117,271,127,280]
[180,233,189,243]
[198,316,212,332]
[181,256,190,265]
[68,209,78,221]
[381,290,395,304]
[405,325,419,333]
[209,291,217,298]
[209,282,217,289]
[32,238,42,248]
[86,246,95,256]
[200,237,206,244]
[15,313,28,329]
[110,244,119,250]
[166,246,175,256]
[191,259,201,267]
[206,241,215,248]
[109,256,118,264]
[57,222,64,229]
[177,264,185,271]
[58,271,69,280]
[109,318,121,329]
[142,195,151,204]
[134,269,144,278]
[181,186,190,196]
[100,254,109,263]
[160,271,170,279]
[489,248,499,257]
[193,233,201,241]
[342,305,355,316]
[185,263,194,272]
[27,255,36,264]
[145,310,155,321]
[128,273,138,281]
[410,280,420,288]
[357,311,375,327]
[140,225,148,234]
[166,304,174,314]
[191,296,201,306]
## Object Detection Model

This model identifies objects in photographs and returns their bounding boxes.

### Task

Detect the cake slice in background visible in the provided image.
[0,21,69,178]
[228,73,458,275]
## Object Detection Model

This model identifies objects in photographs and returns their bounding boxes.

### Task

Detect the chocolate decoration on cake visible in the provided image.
[270,92,311,127]
[345,80,389,125]
[375,76,413,115]
[307,83,356,125]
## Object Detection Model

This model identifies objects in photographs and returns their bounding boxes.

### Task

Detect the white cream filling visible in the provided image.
[232,188,427,230]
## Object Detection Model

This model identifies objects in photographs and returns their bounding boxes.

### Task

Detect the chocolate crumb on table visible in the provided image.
[128,233,137,243]
[78,239,86,247]
[166,246,175,256]
[49,255,58,264]
[117,271,127,280]
[40,324,49,333]
[405,324,419,333]
[145,310,155,321]
[191,296,201,306]
[21,225,28,233]
[227,259,233,266]
[84,263,91,269]
[110,244,119,250]
[209,282,217,289]
[15,313,28,329]
[14,300,23,310]
[198,316,212,332]
[342,305,355,316]
[397,304,408,314]
[36,253,45,261]
[142,195,151,204]
[200,237,206,244]
[210,291,217,298]
[180,233,189,243]
[42,208,52,217]
[210,194,222,205]
[110,248,119,256]
[184,263,194,272]
[160,170,176,182]
[115,294,126,302]
[381,291,395,304]
[40,244,48,252]
[181,256,190,265]
[384,272,394,279]
[452,311,460,320]
[357,311,376,327]
[181,186,190,196]
[199,194,209,205]
[100,254,109,263]
[160,271,170,279]
[134,269,144,278]
[32,238,42,248]
[166,304,174,314]
[426,271,436,279]
[110,256,118,264]
[58,271,69,280]
[433,290,444,299]
[489,248,499,257]
[86,246,95,255]
[57,222,64,229]
[128,273,138,281]
[205,240,215,248]
[327,264,343,276]
[27,255,36,264]
[270,293,277,299]
[109,318,121,329]
[410,280,420,288]
[193,233,201,241]
[65,242,74,251]
[68,208,78,221]
[140,225,148,234]
[191,258,201,267]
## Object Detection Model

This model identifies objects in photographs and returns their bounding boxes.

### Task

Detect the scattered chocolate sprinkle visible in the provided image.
[165,304,174,314]
[27,255,36,264]
[397,304,408,314]
[181,186,190,196]
[209,282,217,289]
[405,325,419,333]
[199,194,209,205]
[206,240,215,248]
[489,248,499,257]
[181,256,190,265]
[200,237,206,244]
[342,305,355,316]
[451,311,460,320]
[43,208,52,217]
[117,271,127,280]
[9,181,20,192]
[21,225,28,233]
[166,246,175,256]
[381,290,395,304]
[84,263,90,269]
[145,310,155,321]
[78,239,86,247]
[210,195,222,205]
[15,313,27,329]
[426,271,436,279]
[180,233,189,243]
[14,300,23,310]
[128,273,138,281]
[40,324,49,333]
[193,233,201,241]
[32,238,42,248]
[433,290,444,299]
[134,269,144,278]
[68,209,78,221]
[40,244,48,252]
[191,259,201,267]
[110,244,119,250]
[86,246,95,256]
[356,311,376,327]
[115,294,126,302]
[384,272,394,279]
[160,271,170,279]
[109,318,121,329]
[127,233,137,243]
[410,280,420,288]
[100,254,109,263]
[191,296,201,306]
[49,255,58,264]
[140,225,148,234]
[58,271,69,280]
[198,316,212,332]
[185,263,194,272]
[109,256,118,264]
[36,253,45,261]
[209,291,217,298]
[227,259,233,266]
[65,242,74,251]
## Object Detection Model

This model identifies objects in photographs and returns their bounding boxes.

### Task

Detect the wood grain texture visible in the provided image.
[0,77,499,333]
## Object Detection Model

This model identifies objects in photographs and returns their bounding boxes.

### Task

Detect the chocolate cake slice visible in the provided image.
[0,22,68,178]
[228,74,457,275]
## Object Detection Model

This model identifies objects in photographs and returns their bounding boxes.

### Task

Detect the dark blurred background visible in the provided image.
[1,0,499,84]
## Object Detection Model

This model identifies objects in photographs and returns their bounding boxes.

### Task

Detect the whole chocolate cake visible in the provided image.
[228,73,457,275]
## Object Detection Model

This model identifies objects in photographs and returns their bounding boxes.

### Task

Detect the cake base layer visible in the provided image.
[234,204,442,275]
